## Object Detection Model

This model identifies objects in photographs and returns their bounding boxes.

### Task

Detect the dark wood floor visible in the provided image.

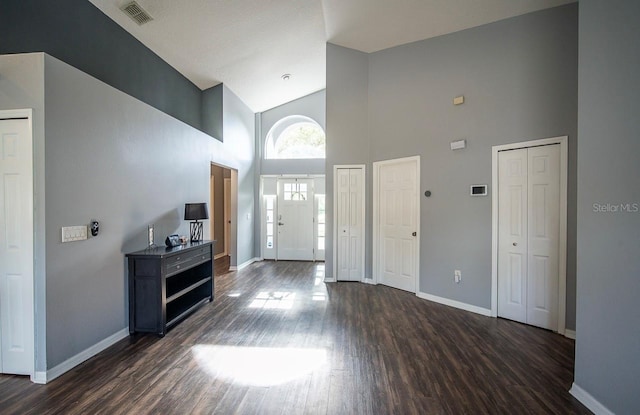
[0,261,590,414]
[214,254,230,276]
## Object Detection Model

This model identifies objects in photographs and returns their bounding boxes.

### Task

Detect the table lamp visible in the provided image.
[184,202,208,242]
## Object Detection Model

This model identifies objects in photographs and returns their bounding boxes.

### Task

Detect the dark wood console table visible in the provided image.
[126,241,214,336]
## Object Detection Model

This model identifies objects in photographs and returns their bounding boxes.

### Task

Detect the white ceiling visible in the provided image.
[88,0,575,113]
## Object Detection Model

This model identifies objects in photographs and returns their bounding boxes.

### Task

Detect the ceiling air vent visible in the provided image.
[120,1,153,25]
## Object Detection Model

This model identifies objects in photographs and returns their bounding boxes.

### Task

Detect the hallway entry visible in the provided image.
[210,163,237,271]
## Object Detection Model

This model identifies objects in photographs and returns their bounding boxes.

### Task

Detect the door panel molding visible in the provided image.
[491,136,568,335]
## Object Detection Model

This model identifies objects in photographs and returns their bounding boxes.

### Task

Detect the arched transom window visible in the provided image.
[265,115,325,159]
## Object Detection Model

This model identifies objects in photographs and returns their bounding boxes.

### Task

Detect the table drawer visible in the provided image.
[165,249,211,276]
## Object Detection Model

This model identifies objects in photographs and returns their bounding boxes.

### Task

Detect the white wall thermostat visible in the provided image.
[470,185,488,196]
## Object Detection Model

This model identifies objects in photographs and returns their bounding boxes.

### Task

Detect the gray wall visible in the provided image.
[202,84,224,141]
[259,90,326,176]
[223,85,256,265]
[0,53,256,370]
[326,4,578,329]
[574,0,640,413]
[0,0,204,132]
[0,53,47,373]
[325,44,371,278]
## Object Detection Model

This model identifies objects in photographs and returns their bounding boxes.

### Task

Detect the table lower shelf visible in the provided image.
[166,296,211,332]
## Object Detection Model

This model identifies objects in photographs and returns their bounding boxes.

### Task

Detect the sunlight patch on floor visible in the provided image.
[314,264,325,286]
[192,345,327,386]
[312,293,326,301]
[248,291,295,309]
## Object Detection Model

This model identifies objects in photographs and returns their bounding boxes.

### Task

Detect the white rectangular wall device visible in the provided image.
[450,139,466,150]
[61,225,88,243]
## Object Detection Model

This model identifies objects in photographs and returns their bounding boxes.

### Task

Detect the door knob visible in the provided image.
[513,242,518,246]
[412,232,417,236]
[278,222,284,226]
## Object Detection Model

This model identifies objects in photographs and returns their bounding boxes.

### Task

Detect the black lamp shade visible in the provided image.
[184,203,209,221]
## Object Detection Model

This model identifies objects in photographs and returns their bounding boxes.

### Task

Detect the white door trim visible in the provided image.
[491,136,568,334]
[223,178,231,257]
[332,165,366,282]
[0,108,35,380]
[372,156,421,291]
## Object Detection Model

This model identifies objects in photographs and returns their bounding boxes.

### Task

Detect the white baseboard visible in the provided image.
[230,257,260,271]
[564,329,576,339]
[417,292,493,317]
[570,383,614,415]
[32,371,47,384]
[44,328,129,384]
[362,277,376,285]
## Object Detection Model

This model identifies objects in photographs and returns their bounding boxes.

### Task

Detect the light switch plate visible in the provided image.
[62,225,88,243]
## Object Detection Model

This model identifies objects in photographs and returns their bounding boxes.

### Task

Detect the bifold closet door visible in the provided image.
[0,117,34,375]
[336,168,363,281]
[498,145,560,330]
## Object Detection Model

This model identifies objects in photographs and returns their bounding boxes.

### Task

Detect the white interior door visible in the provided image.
[498,145,560,330]
[336,168,364,281]
[0,116,34,375]
[497,149,528,323]
[277,178,314,260]
[376,158,419,292]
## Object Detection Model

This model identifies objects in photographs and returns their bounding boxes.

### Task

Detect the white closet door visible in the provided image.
[0,117,34,375]
[336,168,364,281]
[498,144,560,330]
[498,149,528,323]
[526,145,560,330]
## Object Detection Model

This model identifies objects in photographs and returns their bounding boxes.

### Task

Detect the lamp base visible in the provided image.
[189,221,203,243]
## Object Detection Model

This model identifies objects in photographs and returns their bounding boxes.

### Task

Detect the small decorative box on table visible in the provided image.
[126,241,214,336]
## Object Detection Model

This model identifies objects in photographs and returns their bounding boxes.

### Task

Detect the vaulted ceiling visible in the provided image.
[88,0,575,113]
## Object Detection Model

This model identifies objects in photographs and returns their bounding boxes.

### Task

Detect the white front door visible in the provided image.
[277,178,314,260]
[376,157,419,292]
[336,168,364,281]
[0,116,34,375]
[498,145,560,330]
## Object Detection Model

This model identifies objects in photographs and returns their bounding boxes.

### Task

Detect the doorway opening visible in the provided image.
[210,163,237,275]
[260,175,325,262]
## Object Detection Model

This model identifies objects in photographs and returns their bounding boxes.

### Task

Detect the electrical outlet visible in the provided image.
[454,270,461,284]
